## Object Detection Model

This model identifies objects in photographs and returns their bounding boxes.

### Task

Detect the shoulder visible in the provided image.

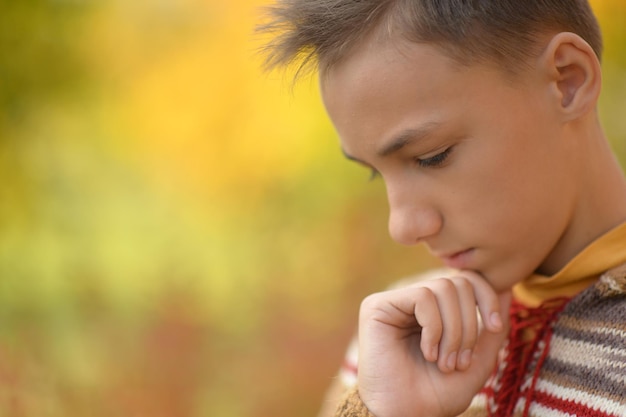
[596,262,626,298]
[562,262,626,319]
[555,262,626,342]
[541,263,626,413]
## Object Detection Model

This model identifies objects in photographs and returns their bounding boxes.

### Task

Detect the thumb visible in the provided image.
[497,290,512,328]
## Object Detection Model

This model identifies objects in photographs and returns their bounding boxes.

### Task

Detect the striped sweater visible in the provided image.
[335,263,626,417]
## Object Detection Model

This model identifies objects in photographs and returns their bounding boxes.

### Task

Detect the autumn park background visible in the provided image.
[1,1,626,416]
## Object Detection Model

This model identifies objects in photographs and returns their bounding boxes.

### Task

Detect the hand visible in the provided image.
[356,271,511,417]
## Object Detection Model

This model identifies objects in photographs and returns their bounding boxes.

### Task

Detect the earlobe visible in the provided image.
[542,32,601,121]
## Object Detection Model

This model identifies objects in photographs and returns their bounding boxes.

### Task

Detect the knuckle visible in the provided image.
[400,283,437,304]
[431,277,456,293]
[412,286,436,304]
[360,292,385,312]
[450,275,473,292]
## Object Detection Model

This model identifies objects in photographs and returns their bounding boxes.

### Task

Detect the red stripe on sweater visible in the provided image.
[534,390,622,417]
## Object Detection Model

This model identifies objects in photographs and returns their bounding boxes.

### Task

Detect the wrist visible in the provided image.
[335,387,376,417]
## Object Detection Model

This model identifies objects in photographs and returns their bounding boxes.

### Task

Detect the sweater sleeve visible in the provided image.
[334,387,376,417]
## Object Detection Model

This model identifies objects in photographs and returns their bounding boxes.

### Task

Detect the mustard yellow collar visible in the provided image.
[513,221,626,307]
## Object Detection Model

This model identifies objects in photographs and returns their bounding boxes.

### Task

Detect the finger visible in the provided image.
[359,288,443,363]
[412,287,444,363]
[450,276,479,371]
[429,278,464,373]
[466,291,512,384]
[458,271,504,332]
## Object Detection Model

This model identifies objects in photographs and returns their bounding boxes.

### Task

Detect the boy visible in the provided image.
[259,1,626,416]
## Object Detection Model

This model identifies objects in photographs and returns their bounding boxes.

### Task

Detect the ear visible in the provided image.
[539,32,601,121]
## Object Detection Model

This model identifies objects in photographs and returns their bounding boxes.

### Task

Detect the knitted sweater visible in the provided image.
[334,263,626,417]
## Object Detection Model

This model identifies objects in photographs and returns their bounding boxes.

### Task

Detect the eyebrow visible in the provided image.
[377,122,442,157]
[341,121,442,163]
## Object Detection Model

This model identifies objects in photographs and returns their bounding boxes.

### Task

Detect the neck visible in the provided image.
[538,119,626,275]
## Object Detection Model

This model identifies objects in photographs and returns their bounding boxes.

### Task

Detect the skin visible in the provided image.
[319,30,626,417]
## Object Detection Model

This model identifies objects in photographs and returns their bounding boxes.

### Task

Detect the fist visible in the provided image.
[356,271,511,417]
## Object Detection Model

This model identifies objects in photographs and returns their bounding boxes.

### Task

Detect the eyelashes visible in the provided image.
[366,146,453,181]
[368,169,380,181]
[415,147,453,168]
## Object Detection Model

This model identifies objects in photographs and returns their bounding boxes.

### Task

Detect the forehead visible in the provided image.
[321,40,473,129]
[320,33,524,98]
[321,35,447,91]
[319,35,539,159]
[321,36,502,122]
[319,25,539,100]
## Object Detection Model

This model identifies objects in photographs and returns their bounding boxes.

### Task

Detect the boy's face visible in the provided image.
[321,36,578,291]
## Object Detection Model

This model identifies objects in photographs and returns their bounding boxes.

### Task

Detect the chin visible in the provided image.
[477,268,520,293]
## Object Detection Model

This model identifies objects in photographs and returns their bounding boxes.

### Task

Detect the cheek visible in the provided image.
[447,149,543,241]
[465,161,564,267]
[451,150,525,214]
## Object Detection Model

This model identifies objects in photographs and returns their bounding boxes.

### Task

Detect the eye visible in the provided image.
[416,147,453,168]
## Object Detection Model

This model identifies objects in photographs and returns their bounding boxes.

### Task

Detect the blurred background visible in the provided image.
[0,1,625,416]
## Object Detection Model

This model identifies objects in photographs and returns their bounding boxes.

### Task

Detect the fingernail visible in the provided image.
[459,349,472,369]
[490,312,503,330]
[446,352,457,370]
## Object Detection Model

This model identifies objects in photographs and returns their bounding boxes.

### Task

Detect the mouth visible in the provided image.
[435,248,475,269]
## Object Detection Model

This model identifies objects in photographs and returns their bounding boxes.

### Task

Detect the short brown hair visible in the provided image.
[258,0,602,78]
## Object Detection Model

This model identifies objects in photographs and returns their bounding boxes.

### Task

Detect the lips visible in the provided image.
[436,248,475,269]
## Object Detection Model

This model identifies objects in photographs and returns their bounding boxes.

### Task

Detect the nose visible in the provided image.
[387,185,443,246]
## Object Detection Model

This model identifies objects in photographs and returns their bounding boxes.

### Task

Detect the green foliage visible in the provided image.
[0,0,93,130]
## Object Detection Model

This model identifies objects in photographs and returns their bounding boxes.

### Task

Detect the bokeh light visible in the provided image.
[0,1,624,416]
